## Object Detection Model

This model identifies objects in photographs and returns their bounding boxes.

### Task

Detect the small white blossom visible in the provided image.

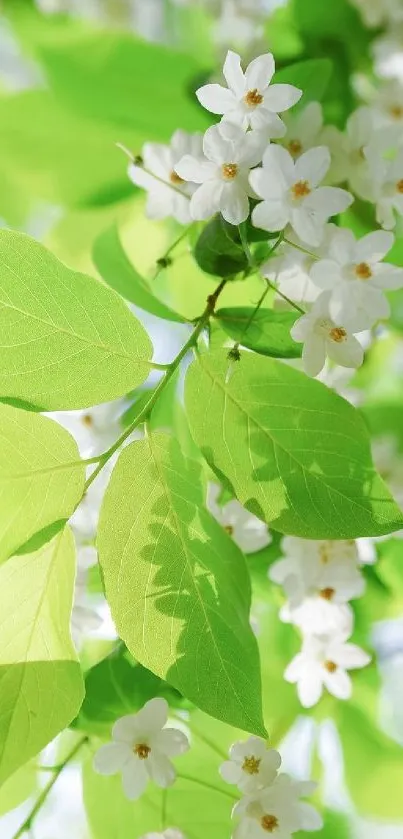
[323,107,394,198]
[368,149,403,229]
[93,698,189,800]
[196,50,301,134]
[372,29,403,81]
[284,631,371,708]
[250,145,353,246]
[372,79,403,129]
[261,225,340,307]
[309,228,403,330]
[213,0,264,50]
[349,0,403,27]
[207,483,271,553]
[281,102,327,160]
[220,736,281,794]
[128,130,202,224]
[176,124,265,224]
[48,401,125,458]
[232,774,323,839]
[290,291,364,377]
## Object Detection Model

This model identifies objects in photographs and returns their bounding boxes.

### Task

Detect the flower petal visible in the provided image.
[326,334,364,369]
[93,743,131,775]
[331,642,371,669]
[323,668,352,700]
[371,263,403,290]
[295,146,330,188]
[203,124,233,164]
[175,155,217,184]
[220,760,243,784]
[121,759,148,800]
[252,199,289,233]
[153,727,190,757]
[302,333,327,377]
[135,697,169,738]
[263,83,302,113]
[190,180,223,220]
[223,50,245,97]
[355,229,394,263]
[307,186,354,217]
[310,259,343,290]
[112,714,140,744]
[297,671,324,708]
[291,207,325,247]
[245,53,275,92]
[147,752,176,788]
[284,653,305,683]
[220,182,250,225]
[196,83,237,115]
[297,802,324,831]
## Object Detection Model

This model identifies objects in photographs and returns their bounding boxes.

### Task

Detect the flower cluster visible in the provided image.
[126,48,403,380]
[269,538,372,708]
[94,700,322,839]
[207,482,272,554]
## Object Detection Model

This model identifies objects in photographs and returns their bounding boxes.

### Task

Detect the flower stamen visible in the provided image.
[329,326,347,343]
[242,755,261,775]
[288,139,303,156]
[396,179,403,194]
[355,262,372,280]
[261,814,279,833]
[224,524,234,536]
[134,743,151,759]
[319,587,335,601]
[324,660,337,673]
[244,88,264,107]
[291,180,311,200]
[81,414,93,428]
[222,163,239,181]
[170,170,185,185]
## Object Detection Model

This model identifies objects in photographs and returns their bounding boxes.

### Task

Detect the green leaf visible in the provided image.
[0,403,85,562]
[93,225,185,322]
[0,761,38,816]
[77,649,184,735]
[0,527,84,784]
[184,350,403,540]
[97,431,266,735]
[0,229,152,410]
[274,58,333,108]
[215,308,301,358]
[194,216,248,277]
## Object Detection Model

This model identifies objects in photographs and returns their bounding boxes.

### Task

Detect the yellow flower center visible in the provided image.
[81,414,93,428]
[224,524,234,536]
[288,139,303,156]
[242,755,261,775]
[324,660,337,673]
[291,180,311,200]
[222,163,239,181]
[396,179,403,194]
[355,262,372,280]
[319,587,335,601]
[390,105,403,119]
[170,170,185,185]
[261,814,279,833]
[329,326,347,343]
[134,743,151,759]
[244,88,264,107]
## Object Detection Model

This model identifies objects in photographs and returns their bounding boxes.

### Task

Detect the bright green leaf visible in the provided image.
[215,307,301,358]
[0,403,85,562]
[0,527,84,785]
[184,350,403,539]
[274,58,333,108]
[0,761,37,817]
[97,431,266,735]
[93,225,185,322]
[194,216,248,277]
[0,229,152,410]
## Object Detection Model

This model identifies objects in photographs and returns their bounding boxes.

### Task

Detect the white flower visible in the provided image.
[372,79,403,129]
[213,0,264,49]
[281,102,327,160]
[323,107,393,197]
[309,228,403,330]
[220,736,281,794]
[128,130,202,224]
[93,698,189,800]
[372,28,403,81]
[48,401,125,458]
[369,149,403,229]
[207,483,271,553]
[284,631,371,708]
[196,50,301,134]
[175,124,265,224]
[250,145,353,246]
[290,291,364,377]
[350,0,403,26]
[232,774,323,839]
[261,225,340,307]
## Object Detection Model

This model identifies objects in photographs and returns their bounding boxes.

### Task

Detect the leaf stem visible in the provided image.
[11,737,88,839]
[153,224,195,279]
[283,237,319,260]
[238,225,305,315]
[177,772,239,801]
[83,279,226,492]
